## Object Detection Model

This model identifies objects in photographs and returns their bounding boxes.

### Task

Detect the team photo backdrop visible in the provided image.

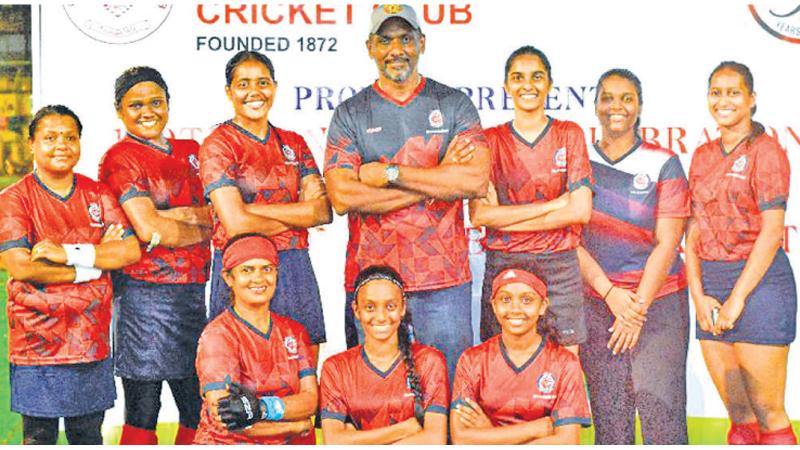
[18,0,800,432]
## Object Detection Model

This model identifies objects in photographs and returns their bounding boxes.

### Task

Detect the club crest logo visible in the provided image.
[732,155,748,173]
[188,154,200,170]
[281,144,297,162]
[383,4,404,14]
[749,4,800,44]
[554,148,567,168]
[88,202,103,225]
[429,109,444,128]
[537,372,556,394]
[284,336,298,354]
[63,4,172,45]
[632,173,651,191]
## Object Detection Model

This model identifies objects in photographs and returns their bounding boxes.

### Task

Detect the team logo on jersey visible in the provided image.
[188,154,200,170]
[284,336,298,354]
[281,144,298,163]
[632,173,651,191]
[429,110,444,128]
[732,155,748,173]
[87,202,104,227]
[63,5,172,45]
[537,372,556,394]
[749,4,800,44]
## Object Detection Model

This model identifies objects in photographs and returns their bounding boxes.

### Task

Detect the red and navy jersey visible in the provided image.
[485,120,593,254]
[320,343,448,430]
[452,336,591,429]
[324,77,485,292]
[582,139,689,299]
[199,122,321,251]
[0,173,133,365]
[194,309,316,445]
[689,133,790,261]
[98,135,210,284]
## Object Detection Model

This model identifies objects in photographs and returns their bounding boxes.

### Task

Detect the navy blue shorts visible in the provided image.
[209,249,327,344]
[113,275,207,380]
[10,358,115,418]
[697,249,797,345]
[481,249,587,346]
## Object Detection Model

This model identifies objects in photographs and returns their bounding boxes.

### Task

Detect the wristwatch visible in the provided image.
[385,164,400,185]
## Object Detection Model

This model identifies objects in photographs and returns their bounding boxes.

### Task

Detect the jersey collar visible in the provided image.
[33,171,77,202]
[227,120,271,145]
[228,306,273,341]
[508,117,553,149]
[126,133,172,155]
[592,136,643,166]
[360,346,403,379]
[372,75,427,108]
[499,336,546,374]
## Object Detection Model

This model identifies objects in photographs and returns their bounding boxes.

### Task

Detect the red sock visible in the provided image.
[759,426,797,445]
[727,421,760,445]
[174,425,196,445]
[119,424,158,445]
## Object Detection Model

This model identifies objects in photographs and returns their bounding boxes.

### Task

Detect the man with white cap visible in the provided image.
[324,4,489,380]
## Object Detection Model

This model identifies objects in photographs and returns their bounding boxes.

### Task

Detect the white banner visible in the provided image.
[30,0,800,426]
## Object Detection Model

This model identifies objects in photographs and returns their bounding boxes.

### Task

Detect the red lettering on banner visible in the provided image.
[289,5,311,24]
[668,127,687,154]
[701,128,714,145]
[787,127,800,146]
[198,4,354,25]
[424,5,445,24]
[227,5,248,24]
[317,5,335,24]
[196,5,218,24]
[263,6,283,24]
[641,127,659,147]
[371,4,472,25]
[589,127,598,143]
[785,225,797,254]
[450,5,472,24]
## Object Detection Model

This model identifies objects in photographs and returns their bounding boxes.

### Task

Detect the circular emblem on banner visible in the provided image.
[732,155,748,173]
[429,109,444,128]
[188,154,200,170]
[284,336,298,354]
[281,144,297,162]
[749,4,800,44]
[88,202,102,223]
[63,4,172,45]
[537,372,556,394]
[554,148,567,168]
[632,173,651,191]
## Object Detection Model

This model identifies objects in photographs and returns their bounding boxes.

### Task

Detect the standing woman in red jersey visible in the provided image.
[319,266,448,445]
[576,69,689,444]
[450,269,591,444]
[687,61,796,445]
[98,67,212,444]
[469,46,593,350]
[0,105,140,444]
[200,50,332,362]
[193,233,318,445]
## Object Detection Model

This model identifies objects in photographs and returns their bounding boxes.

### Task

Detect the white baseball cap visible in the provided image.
[369,4,422,35]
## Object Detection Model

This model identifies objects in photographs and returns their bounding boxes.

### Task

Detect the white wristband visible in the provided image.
[62,244,96,267]
[73,266,102,284]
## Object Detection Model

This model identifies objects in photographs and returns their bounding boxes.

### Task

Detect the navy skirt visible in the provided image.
[10,358,115,418]
[696,249,797,345]
[113,275,207,380]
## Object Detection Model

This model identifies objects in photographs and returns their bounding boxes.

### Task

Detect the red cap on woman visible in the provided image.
[491,268,548,300]
[222,234,278,271]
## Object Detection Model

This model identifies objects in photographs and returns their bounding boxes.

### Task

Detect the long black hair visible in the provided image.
[353,265,425,426]
[708,61,765,139]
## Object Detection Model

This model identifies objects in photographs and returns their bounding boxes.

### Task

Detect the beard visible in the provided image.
[381,57,415,82]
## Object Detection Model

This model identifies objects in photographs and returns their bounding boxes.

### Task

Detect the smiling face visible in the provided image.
[225,58,276,126]
[30,114,81,177]
[117,81,169,144]
[223,258,278,308]
[596,74,640,138]
[504,53,551,114]
[353,279,406,343]
[367,18,425,84]
[492,282,548,338]
[707,68,755,131]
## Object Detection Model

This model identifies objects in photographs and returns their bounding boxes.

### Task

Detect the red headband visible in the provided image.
[222,235,278,271]
[491,268,548,301]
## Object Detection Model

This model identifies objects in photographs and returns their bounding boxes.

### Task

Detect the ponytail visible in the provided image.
[398,309,425,427]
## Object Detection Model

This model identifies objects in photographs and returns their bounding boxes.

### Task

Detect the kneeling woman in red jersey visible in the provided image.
[687,61,797,445]
[194,233,317,445]
[0,106,140,444]
[200,50,332,362]
[451,269,591,444]
[469,46,593,350]
[98,66,212,445]
[320,266,448,444]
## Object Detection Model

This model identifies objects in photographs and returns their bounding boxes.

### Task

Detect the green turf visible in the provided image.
[0,269,798,444]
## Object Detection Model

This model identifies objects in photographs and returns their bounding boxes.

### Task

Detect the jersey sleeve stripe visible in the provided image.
[119,186,150,204]
[759,196,787,211]
[202,381,228,394]
[203,176,238,199]
[449,398,467,410]
[553,416,593,428]
[0,236,31,252]
[425,404,448,415]
[121,228,137,240]
[320,409,347,422]
[298,368,316,379]
[568,176,592,192]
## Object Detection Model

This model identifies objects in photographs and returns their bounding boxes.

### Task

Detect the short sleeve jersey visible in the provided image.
[194,309,316,445]
[451,336,591,429]
[582,139,689,298]
[324,77,484,292]
[199,122,321,251]
[689,133,790,261]
[98,135,210,284]
[0,173,134,365]
[485,120,593,254]
[319,343,449,430]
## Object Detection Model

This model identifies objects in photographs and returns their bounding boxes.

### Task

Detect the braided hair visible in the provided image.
[353,266,425,427]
